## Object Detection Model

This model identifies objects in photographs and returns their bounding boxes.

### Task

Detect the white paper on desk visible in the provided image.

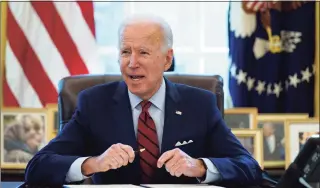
[65,185,141,188]
[142,184,224,188]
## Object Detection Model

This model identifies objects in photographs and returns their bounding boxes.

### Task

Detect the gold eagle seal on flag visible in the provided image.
[242,1,307,54]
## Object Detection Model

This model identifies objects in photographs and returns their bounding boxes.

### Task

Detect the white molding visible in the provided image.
[201,47,229,53]
[199,58,206,73]
[199,2,206,52]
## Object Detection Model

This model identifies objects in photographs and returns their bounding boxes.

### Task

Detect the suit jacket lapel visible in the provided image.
[161,78,183,154]
[112,81,138,151]
[110,79,183,154]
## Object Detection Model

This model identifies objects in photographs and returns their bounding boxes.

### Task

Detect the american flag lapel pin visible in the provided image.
[175,110,182,115]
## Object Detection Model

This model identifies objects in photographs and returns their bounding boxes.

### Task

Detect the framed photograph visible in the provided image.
[285,118,319,169]
[255,113,309,168]
[224,107,258,129]
[232,129,264,169]
[46,103,59,140]
[1,108,49,169]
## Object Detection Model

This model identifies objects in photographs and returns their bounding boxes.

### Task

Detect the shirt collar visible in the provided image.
[128,77,166,111]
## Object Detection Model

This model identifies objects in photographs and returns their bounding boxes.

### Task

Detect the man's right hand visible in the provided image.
[81,143,135,176]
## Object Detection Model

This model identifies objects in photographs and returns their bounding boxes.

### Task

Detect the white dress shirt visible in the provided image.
[65,78,221,183]
[266,134,276,153]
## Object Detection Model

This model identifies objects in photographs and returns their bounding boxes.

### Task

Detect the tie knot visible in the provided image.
[140,101,152,112]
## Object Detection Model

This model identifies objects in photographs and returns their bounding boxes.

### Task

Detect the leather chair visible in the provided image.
[57,73,224,130]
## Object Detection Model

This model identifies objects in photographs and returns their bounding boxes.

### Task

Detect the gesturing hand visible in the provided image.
[95,143,135,172]
[157,148,206,178]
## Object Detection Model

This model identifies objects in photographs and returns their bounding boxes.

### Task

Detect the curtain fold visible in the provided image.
[228,2,316,116]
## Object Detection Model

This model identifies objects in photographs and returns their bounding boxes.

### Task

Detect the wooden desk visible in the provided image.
[141,185,224,188]
[1,183,225,188]
[1,168,285,182]
[1,169,25,181]
[65,185,221,188]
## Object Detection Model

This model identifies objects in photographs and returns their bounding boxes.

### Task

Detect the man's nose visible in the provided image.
[128,54,139,68]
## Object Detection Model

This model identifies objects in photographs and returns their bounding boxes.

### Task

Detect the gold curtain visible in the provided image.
[315,2,319,117]
[0,2,7,108]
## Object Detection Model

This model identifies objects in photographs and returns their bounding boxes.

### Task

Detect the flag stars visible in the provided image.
[229,63,314,96]
[247,77,255,91]
[273,82,282,98]
[301,67,312,83]
[255,80,266,95]
[289,73,300,88]
[236,70,247,85]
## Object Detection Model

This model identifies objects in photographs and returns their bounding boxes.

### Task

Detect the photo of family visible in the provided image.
[232,129,264,168]
[299,131,320,150]
[255,114,308,168]
[258,122,285,162]
[224,108,258,129]
[238,137,254,155]
[285,118,319,169]
[1,108,48,169]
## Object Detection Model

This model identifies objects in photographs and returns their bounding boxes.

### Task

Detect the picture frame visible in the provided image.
[232,129,264,169]
[224,107,258,129]
[284,118,319,169]
[46,103,59,140]
[1,107,49,169]
[255,113,309,168]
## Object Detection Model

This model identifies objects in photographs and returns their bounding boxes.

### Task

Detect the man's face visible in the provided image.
[23,115,44,150]
[118,22,173,100]
[263,123,275,137]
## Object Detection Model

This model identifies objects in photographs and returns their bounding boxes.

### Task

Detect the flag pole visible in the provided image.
[0,1,7,180]
[0,2,7,108]
[315,2,319,118]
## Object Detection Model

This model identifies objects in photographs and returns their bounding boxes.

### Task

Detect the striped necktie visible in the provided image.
[137,101,160,183]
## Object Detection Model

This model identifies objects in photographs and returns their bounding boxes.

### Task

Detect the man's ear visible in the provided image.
[164,49,174,71]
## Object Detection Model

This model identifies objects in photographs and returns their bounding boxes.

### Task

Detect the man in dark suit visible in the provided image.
[24,15,263,186]
[262,122,284,161]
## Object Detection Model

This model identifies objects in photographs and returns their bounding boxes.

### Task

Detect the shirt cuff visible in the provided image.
[65,157,91,182]
[197,158,221,184]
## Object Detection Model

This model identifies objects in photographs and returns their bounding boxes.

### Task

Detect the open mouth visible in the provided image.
[129,75,145,81]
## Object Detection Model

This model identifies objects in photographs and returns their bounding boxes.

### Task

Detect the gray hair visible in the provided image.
[118,14,173,52]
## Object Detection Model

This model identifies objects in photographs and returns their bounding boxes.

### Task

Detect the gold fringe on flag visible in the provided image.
[315,2,319,117]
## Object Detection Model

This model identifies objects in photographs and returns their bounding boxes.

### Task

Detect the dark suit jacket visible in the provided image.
[263,136,284,161]
[24,78,263,186]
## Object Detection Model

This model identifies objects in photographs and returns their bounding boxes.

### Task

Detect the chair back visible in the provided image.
[57,73,224,130]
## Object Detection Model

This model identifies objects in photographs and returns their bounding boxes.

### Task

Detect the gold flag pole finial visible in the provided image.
[260,7,282,54]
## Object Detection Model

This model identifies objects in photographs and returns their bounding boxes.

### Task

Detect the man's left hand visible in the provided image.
[157,148,206,178]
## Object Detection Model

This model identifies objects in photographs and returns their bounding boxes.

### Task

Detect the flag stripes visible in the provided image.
[3,1,96,108]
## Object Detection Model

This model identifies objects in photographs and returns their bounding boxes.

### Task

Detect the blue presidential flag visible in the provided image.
[228,1,315,116]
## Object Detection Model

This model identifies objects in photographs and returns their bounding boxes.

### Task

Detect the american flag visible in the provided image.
[2,2,98,108]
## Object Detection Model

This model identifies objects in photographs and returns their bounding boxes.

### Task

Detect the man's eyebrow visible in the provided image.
[119,45,153,51]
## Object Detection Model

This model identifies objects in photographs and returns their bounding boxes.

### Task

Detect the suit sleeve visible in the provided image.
[24,91,92,185]
[205,94,263,186]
